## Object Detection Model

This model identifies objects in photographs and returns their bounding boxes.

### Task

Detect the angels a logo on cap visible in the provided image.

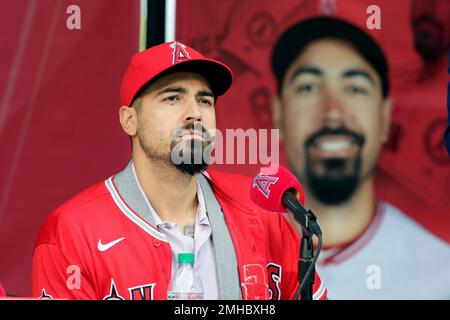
[169,41,190,64]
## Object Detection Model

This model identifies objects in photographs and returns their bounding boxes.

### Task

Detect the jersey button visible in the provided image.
[153,239,161,247]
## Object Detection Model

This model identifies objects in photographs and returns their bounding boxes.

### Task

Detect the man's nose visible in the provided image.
[184,98,202,122]
[321,89,345,128]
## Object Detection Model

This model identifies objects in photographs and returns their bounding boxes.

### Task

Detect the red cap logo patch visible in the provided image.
[170,41,190,64]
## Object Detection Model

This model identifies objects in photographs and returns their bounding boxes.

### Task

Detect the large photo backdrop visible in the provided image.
[176,0,450,244]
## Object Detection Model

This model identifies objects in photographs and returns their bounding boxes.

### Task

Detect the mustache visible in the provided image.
[305,127,365,148]
[172,122,212,141]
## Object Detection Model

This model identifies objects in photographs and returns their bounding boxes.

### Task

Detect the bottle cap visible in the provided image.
[178,253,195,264]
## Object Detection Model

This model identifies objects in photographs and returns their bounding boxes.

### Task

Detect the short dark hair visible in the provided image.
[271,16,390,98]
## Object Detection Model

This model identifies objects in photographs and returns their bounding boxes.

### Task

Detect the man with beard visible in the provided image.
[411,0,450,82]
[31,41,327,300]
[271,17,450,299]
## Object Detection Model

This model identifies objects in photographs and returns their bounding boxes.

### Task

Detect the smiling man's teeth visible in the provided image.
[318,140,352,151]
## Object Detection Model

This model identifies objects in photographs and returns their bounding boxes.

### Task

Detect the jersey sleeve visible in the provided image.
[32,243,96,300]
[277,213,328,300]
[32,212,97,300]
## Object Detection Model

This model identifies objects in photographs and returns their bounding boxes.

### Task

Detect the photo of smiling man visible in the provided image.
[271,16,450,299]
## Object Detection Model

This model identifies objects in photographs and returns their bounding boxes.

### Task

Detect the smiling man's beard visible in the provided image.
[305,155,362,205]
[302,127,365,205]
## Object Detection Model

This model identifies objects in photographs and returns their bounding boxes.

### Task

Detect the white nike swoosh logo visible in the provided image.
[97,237,125,252]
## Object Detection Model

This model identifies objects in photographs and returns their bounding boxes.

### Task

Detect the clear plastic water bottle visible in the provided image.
[167,253,204,300]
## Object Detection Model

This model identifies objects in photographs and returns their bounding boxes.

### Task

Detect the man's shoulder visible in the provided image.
[203,170,253,205]
[381,201,434,235]
[36,179,114,245]
[203,169,268,214]
[203,169,253,187]
[379,201,450,250]
[52,179,114,218]
[204,169,294,229]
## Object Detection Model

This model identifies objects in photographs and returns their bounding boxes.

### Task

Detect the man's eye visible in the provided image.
[295,83,318,93]
[346,85,368,95]
[164,95,180,102]
[199,99,213,106]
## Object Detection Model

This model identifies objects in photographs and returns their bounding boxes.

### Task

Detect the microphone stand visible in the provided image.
[299,226,315,300]
[283,192,322,300]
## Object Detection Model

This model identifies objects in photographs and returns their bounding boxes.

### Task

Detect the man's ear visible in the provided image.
[119,106,138,136]
[380,98,393,144]
[272,96,284,141]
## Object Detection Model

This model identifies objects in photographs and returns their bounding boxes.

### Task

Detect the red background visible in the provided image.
[0,0,138,296]
[0,0,449,296]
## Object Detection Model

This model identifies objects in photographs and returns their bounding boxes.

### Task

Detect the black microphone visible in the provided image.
[282,191,322,236]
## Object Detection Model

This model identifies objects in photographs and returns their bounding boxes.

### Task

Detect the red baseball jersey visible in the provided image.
[32,169,327,300]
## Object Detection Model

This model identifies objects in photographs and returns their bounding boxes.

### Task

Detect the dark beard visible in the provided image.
[171,139,210,175]
[306,157,361,205]
[170,122,213,176]
[173,160,208,175]
[138,122,213,176]
[303,126,365,205]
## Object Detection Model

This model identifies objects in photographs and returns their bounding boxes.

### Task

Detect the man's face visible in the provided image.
[411,0,450,62]
[275,39,391,204]
[134,72,216,175]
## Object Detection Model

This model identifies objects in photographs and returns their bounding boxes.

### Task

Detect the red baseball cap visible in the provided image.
[120,41,234,107]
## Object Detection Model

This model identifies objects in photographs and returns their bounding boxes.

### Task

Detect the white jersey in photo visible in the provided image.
[316,201,450,299]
